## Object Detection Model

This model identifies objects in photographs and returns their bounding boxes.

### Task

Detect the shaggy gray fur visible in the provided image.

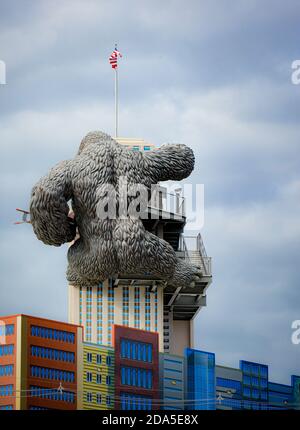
[30,131,202,288]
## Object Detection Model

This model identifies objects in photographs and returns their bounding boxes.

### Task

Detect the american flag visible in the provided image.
[109,47,122,69]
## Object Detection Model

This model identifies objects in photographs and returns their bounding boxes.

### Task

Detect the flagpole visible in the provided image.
[115,66,118,137]
[114,43,119,137]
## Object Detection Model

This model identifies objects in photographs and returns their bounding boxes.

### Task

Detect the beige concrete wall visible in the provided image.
[68,284,79,324]
[170,320,191,356]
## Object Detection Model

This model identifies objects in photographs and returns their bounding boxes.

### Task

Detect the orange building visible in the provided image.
[0,315,83,410]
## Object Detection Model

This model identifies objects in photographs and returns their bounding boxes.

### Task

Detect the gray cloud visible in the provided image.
[0,0,299,384]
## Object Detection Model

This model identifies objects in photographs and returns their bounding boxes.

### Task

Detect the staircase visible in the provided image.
[163,231,181,251]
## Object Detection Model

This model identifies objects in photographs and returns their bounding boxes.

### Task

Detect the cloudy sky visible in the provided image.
[0,0,299,384]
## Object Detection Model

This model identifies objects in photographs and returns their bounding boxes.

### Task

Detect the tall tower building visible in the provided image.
[68,137,212,354]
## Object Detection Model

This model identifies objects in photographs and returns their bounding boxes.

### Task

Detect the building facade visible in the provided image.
[239,360,269,409]
[0,315,82,410]
[69,281,164,351]
[0,314,299,410]
[185,348,216,410]
[215,365,243,410]
[159,353,184,410]
[113,324,159,410]
[79,342,114,410]
[0,315,17,410]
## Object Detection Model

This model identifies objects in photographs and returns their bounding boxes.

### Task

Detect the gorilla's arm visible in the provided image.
[30,160,76,246]
[143,144,195,182]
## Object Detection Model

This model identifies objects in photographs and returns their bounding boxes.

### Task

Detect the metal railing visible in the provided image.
[178,233,212,276]
[147,186,185,217]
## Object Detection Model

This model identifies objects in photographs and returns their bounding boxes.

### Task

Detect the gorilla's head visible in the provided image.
[78,131,117,154]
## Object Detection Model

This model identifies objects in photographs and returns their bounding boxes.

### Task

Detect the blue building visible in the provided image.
[159,353,184,410]
[215,365,243,410]
[185,348,216,410]
[176,351,299,410]
[269,375,300,410]
[240,360,269,409]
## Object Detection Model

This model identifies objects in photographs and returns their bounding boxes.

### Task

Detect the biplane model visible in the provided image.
[14,208,31,225]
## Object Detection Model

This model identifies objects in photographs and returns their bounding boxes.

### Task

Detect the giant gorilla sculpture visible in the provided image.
[30,131,202,288]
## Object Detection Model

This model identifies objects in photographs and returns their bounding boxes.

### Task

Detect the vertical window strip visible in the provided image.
[86,287,92,342]
[79,287,83,326]
[145,288,151,331]
[134,287,140,329]
[122,287,129,326]
[97,284,103,344]
[107,280,115,345]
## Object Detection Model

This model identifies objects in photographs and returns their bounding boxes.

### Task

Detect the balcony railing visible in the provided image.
[147,185,185,218]
[178,233,212,276]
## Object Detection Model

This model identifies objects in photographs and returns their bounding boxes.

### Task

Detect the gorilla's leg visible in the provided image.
[167,258,202,289]
[133,228,202,288]
[67,237,117,287]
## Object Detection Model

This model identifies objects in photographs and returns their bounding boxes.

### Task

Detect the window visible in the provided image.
[107,282,115,345]
[261,391,268,400]
[86,392,93,403]
[154,290,158,332]
[216,378,241,394]
[86,372,92,382]
[145,288,151,330]
[30,386,75,403]
[86,287,92,342]
[97,394,102,404]
[97,354,102,364]
[260,366,268,378]
[121,366,152,389]
[30,366,75,383]
[97,284,103,344]
[87,353,93,363]
[143,146,151,151]
[132,146,140,151]
[0,365,14,377]
[120,339,153,362]
[106,356,112,366]
[0,344,14,356]
[106,375,111,385]
[243,375,251,386]
[31,326,75,344]
[30,346,75,363]
[106,395,111,406]
[79,287,83,325]
[260,378,268,389]
[96,374,102,384]
[0,324,14,336]
[0,385,13,396]
[120,392,152,410]
[243,387,251,397]
[122,287,129,326]
[0,405,13,410]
